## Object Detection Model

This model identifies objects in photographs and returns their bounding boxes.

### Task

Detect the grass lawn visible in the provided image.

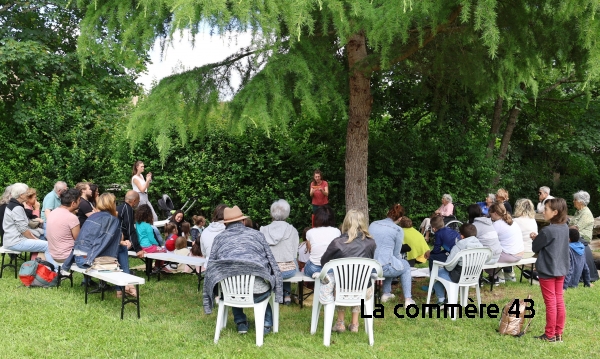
[1,261,599,359]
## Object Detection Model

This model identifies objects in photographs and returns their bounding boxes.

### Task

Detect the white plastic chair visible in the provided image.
[426,248,491,320]
[309,258,383,346]
[213,275,278,347]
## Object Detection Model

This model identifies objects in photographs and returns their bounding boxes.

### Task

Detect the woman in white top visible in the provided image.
[488,202,524,283]
[131,161,158,221]
[303,205,341,278]
[512,198,538,257]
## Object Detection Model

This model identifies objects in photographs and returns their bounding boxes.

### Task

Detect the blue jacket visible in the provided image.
[429,227,460,266]
[369,218,405,271]
[564,242,591,289]
[62,211,122,270]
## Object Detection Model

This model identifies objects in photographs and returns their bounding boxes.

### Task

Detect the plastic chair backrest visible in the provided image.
[455,248,491,285]
[219,275,257,306]
[321,258,382,306]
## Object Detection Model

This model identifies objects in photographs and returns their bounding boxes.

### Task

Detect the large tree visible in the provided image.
[76,0,600,214]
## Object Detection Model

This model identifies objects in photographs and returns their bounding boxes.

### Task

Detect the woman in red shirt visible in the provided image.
[310,170,329,213]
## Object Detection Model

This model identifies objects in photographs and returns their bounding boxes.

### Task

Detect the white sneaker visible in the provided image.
[381,293,396,303]
[405,298,416,307]
[60,270,70,276]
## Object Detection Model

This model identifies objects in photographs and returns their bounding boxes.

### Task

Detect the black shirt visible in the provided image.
[117,202,142,252]
[77,198,94,228]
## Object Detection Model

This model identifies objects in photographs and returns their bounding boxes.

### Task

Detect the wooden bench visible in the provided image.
[143,252,206,291]
[69,266,145,319]
[283,271,315,308]
[482,257,537,291]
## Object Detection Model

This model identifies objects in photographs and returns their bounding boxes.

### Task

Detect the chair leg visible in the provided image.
[1,253,5,278]
[271,293,279,333]
[366,297,375,346]
[446,285,459,320]
[254,302,267,347]
[214,302,225,344]
[322,303,335,347]
[310,281,322,334]
[222,306,228,330]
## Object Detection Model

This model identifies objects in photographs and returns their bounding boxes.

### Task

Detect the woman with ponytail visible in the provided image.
[488,202,524,283]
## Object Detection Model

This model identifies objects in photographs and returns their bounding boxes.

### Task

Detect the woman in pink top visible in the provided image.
[420,194,454,239]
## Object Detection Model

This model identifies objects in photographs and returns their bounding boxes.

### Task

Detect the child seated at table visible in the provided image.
[428,216,460,271]
[164,223,178,252]
[564,228,592,289]
[431,223,483,306]
[189,234,204,273]
[173,236,191,273]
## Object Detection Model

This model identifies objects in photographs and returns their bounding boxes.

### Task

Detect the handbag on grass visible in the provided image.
[498,294,534,337]
[89,256,120,271]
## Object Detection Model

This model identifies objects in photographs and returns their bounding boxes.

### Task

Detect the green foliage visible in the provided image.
[0,1,140,192]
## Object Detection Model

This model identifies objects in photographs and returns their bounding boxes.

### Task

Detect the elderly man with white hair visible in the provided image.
[260,199,299,305]
[41,181,68,221]
[2,183,48,257]
[536,186,554,213]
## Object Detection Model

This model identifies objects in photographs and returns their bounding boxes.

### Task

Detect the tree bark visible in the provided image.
[498,103,520,162]
[345,31,372,216]
[487,96,503,155]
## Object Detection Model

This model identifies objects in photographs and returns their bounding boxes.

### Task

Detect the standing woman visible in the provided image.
[309,169,329,213]
[369,204,415,306]
[531,198,570,342]
[131,160,158,222]
[569,190,599,283]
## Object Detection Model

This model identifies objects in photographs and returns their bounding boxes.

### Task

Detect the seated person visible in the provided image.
[45,189,81,267]
[489,203,524,283]
[260,199,299,305]
[369,205,415,306]
[297,227,311,272]
[431,224,483,306]
[420,194,454,238]
[467,204,501,265]
[477,193,496,217]
[564,228,591,289]
[164,223,178,252]
[428,216,460,271]
[321,210,377,333]
[2,183,48,259]
[399,216,430,266]
[203,205,282,336]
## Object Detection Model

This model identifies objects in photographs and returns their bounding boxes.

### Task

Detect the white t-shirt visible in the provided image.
[307,226,341,266]
[513,217,538,253]
[493,219,525,255]
[131,175,146,193]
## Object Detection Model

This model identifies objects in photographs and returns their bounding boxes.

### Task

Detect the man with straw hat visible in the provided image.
[203,205,283,336]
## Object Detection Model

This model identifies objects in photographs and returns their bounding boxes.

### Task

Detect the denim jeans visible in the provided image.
[232,290,273,327]
[74,255,92,285]
[382,261,412,298]
[7,238,48,252]
[303,260,322,279]
[281,268,296,295]
[433,267,452,301]
[116,245,130,291]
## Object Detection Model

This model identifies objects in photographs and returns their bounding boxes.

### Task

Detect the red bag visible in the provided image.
[33,260,58,287]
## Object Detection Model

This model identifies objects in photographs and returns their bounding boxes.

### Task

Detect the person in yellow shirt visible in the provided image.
[400,216,430,265]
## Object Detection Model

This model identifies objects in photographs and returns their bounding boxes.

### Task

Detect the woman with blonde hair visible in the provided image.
[496,188,513,214]
[319,209,377,333]
[512,198,538,256]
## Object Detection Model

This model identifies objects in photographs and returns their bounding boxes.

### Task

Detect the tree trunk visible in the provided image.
[486,96,503,155]
[498,103,520,162]
[345,31,372,216]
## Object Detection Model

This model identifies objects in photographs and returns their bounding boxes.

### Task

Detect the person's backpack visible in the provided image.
[19,258,58,288]
[498,295,534,336]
